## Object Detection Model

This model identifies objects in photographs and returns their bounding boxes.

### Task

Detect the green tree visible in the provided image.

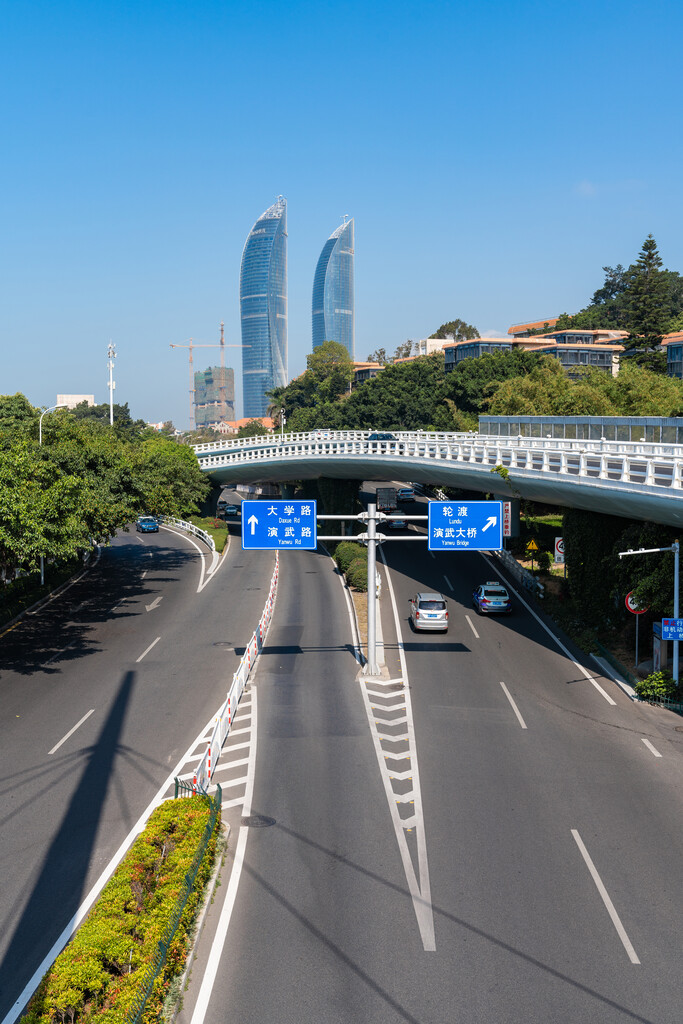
[626,234,669,349]
[236,419,271,438]
[429,319,480,342]
[367,347,388,365]
[435,349,544,423]
[0,393,40,438]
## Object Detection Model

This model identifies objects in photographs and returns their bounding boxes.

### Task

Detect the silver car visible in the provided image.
[409,592,449,632]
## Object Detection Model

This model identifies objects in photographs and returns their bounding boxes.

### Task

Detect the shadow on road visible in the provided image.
[0,670,136,1019]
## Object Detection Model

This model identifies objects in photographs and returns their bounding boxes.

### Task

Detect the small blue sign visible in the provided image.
[661,618,683,641]
[241,500,317,550]
[428,500,503,551]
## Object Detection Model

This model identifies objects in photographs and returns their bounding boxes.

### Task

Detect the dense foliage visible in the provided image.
[21,797,218,1024]
[0,394,209,579]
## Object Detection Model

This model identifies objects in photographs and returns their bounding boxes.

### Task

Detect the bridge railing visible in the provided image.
[193,435,683,495]
[192,430,683,460]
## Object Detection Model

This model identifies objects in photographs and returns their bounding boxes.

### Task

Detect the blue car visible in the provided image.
[473,581,512,614]
[136,516,159,533]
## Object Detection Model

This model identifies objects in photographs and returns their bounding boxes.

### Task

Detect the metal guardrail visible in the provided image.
[125,784,222,1024]
[159,515,216,553]
[493,547,544,598]
[192,553,279,794]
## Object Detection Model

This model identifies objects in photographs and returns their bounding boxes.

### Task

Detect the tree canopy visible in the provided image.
[429,319,480,342]
[0,394,209,579]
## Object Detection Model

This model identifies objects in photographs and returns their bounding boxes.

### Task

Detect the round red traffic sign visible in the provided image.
[625,591,649,615]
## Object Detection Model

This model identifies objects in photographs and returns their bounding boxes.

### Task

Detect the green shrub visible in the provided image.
[346,557,368,591]
[537,550,552,573]
[635,670,679,702]
[334,541,365,574]
[22,796,219,1024]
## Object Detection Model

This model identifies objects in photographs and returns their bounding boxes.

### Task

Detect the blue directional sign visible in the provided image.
[241,500,317,550]
[661,618,683,641]
[428,500,503,551]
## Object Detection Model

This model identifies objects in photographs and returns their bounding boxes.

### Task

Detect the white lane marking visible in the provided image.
[160,524,206,591]
[190,688,259,1024]
[136,636,161,663]
[465,614,479,639]
[641,738,662,757]
[136,537,145,544]
[141,570,147,579]
[378,546,436,951]
[145,596,163,612]
[443,574,454,591]
[44,641,75,665]
[480,554,617,705]
[571,829,640,964]
[499,681,527,729]
[48,709,95,755]
[429,551,435,559]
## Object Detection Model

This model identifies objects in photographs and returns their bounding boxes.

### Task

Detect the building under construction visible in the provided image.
[194,366,235,428]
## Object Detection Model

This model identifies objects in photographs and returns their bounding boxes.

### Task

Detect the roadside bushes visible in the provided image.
[334,541,368,592]
[635,670,679,703]
[22,796,219,1024]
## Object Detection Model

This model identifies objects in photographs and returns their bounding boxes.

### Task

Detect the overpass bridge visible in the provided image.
[193,430,683,528]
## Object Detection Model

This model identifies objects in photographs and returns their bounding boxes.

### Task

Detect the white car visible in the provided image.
[409,592,449,632]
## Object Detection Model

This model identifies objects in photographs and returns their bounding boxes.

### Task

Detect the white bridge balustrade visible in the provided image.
[192,431,683,528]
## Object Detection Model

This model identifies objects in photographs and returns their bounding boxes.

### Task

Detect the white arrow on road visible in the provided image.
[482,516,498,532]
[248,514,259,535]
[145,596,163,612]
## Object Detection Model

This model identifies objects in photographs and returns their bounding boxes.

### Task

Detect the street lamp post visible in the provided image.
[38,403,67,584]
[619,542,680,684]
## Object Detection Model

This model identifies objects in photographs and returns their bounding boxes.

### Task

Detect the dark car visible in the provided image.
[136,516,159,533]
[368,432,397,441]
[472,581,512,614]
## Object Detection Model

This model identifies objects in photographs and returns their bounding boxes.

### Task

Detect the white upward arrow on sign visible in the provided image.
[482,516,497,532]
[248,514,259,535]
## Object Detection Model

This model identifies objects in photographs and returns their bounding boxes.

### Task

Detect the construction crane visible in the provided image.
[170,323,246,430]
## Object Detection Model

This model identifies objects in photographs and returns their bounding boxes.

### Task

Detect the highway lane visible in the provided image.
[180,489,682,1024]
[376,505,683,1022]
[179,545,437,1024]
[0,517,275,1021]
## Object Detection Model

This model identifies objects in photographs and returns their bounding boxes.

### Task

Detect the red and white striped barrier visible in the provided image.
[194,553,279,793]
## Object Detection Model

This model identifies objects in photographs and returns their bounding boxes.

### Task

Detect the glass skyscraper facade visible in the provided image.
[240,197,288,417]
[312,218,354,357]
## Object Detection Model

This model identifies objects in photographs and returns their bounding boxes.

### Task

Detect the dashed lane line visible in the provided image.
[641,737,662,757]
[465,614,479,639]
[48,709,95,755]
[571,829,640,964]
[499,681,527,729]
[136,636,161,663]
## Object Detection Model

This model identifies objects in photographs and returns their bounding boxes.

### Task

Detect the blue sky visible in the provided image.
[2,0,682,427]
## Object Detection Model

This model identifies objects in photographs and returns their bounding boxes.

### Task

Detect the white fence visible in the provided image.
[193,553,279,793]
[159,516,216,553]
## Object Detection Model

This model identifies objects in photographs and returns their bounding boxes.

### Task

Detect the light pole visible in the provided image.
[280,410,286,437]
[38,403,67,584]
[107,342,116,426]
[619,542,679,684]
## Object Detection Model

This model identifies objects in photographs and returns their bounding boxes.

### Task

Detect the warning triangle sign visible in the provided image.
[526,539,539,552]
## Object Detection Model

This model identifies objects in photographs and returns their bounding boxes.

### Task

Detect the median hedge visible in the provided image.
[21,796,219,1024]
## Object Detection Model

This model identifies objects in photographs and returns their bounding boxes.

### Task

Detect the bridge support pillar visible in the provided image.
[279,482,296,500]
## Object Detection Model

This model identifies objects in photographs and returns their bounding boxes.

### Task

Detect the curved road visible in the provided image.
[178,492,683,1024]
[0,517,275,1020]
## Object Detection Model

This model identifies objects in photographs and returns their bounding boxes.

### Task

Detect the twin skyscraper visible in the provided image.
[240,197,355,417]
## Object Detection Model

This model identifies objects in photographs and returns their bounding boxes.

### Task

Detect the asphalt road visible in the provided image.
[0,512,275,1021]
[178,491,683,1024]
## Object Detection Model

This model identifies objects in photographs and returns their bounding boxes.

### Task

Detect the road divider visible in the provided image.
[192,554,279,794]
